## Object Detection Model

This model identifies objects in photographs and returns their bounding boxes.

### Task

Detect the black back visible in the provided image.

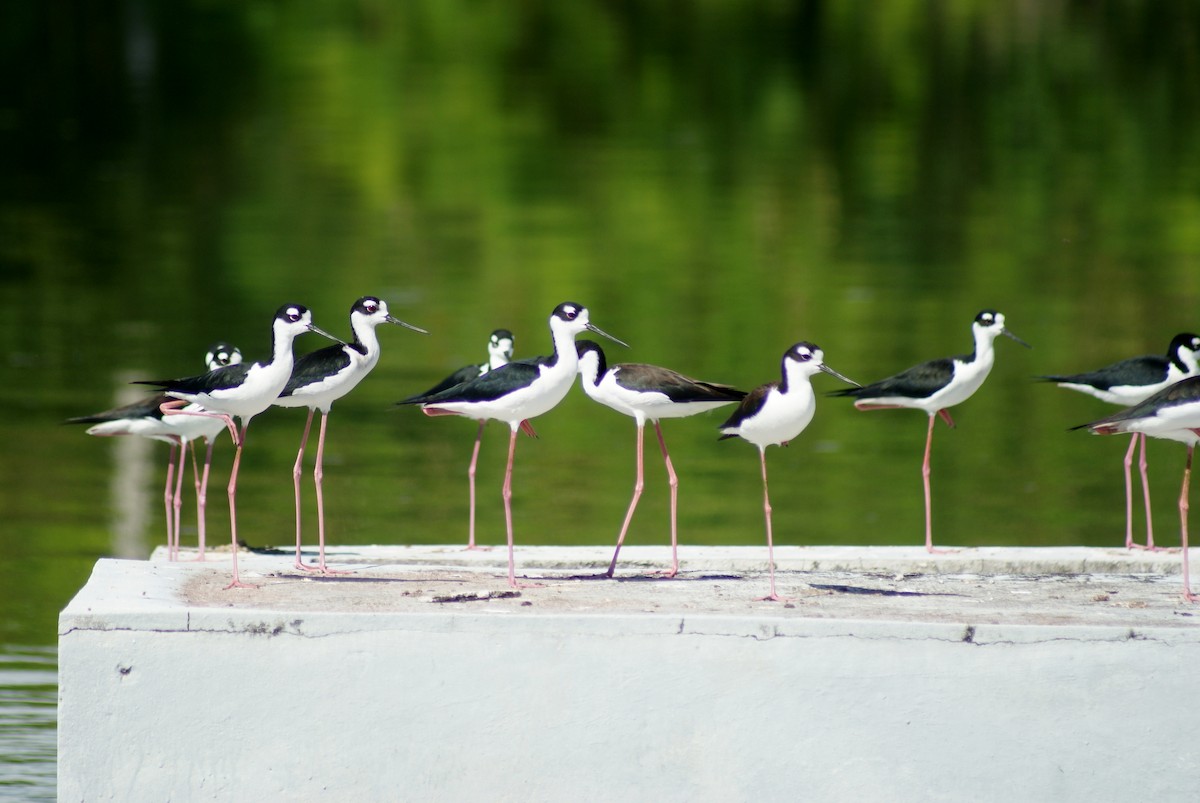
[1074,375,1200,432]
[1041,333,1200,390]
[830,358,954,401]
[718,383,778,437]
[67,394,171,424]
[399,355,556,406]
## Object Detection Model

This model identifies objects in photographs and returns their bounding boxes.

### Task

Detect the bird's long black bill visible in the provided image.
[586,322,630,348]
[386,315,430,335]
[308,323,350,345]
[820,364,861,387]
[1002,328,1032,349]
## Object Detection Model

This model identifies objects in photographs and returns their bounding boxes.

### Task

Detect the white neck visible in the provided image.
[1178,349,1200,378]
[577,352,601,395]
[548,318,580,374]
[971,325,998,368]
[269,320,300,368]
[351,315,383,369]
[488,346,510,370]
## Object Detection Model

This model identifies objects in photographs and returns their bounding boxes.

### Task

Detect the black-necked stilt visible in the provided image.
[575,339,746,578]
[1076,376,1200,602]
[718,342,859,601]
[68,343,243,560]
[400,328,515,550]
[399,302,627,588]
[137,304,343,589]
[831,310,1030,553]
[274,296,427,574]
[1041,332,1200,550]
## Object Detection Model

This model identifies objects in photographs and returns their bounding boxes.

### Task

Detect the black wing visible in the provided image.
[134,362,255,395]
[718,382,777,437]
[615,364,747,404]
[1074,375,1200,431]
[66,393,171,424]
[1039,355,1167,391]
[830,357,955,401]
[399,355,553,406]
[280,344,357,397]
[401,363,484,403]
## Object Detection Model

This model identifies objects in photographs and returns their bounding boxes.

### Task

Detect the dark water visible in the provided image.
[2,2,1200,796]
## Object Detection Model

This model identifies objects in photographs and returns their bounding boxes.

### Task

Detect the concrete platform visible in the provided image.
[59,546,1200,801]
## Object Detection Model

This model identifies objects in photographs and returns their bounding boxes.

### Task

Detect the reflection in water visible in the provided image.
[106,373,153,561]
[3,3,1200,797]
[0,647,56,801]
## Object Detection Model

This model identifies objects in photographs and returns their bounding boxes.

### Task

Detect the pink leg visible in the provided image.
[606,422,646,577]
[171,440,187,560]
[500,425,540,589]
[652,421,680,578]
[292,410,319,572]
[923,414,953,554]
[193,439,215,561]
[224,423,256,590]
[163,442,178,558]
[159,403,250,587]
[312,411,349,575]
[1127,434,1165,551]
[188,444,201,556]
[757,447,791,602]
[1123,434,1138,549]
[162,403,230,561]
[161,400,239,442]
[502,426,518,588]
[1181,445,1195,603]
[1138,433,1158,550]
[466,420,488,550]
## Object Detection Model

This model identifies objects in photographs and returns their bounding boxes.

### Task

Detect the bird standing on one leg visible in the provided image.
[1040,332,1200,550]
[575,339,745,578]
[137,304,343,589]
[399,303,627,589]
[719,342,859,602]
[399,328,514,550]
[274,297,427,574]
[831,310,1029,553]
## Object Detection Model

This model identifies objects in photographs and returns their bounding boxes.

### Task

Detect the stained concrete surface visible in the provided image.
[59,546,1200,802]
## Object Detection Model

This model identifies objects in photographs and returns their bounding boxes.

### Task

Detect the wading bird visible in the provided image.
[831,310,1029,553]
[720,342,859,601]
[137,304,343,589]
[275,297,427,574]
[400,303,627,588]
[576,339,745,578]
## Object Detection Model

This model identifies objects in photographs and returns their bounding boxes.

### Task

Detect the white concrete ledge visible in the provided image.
[59,547,1200,801]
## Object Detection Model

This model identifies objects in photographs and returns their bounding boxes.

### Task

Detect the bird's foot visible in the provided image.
[1129,543,1178,553]
[223,578,258,591]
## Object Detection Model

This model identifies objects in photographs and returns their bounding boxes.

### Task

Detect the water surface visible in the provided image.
[2,2,1199,796]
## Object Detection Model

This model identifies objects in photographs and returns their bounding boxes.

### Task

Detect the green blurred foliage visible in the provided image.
[1,0,1199,643]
